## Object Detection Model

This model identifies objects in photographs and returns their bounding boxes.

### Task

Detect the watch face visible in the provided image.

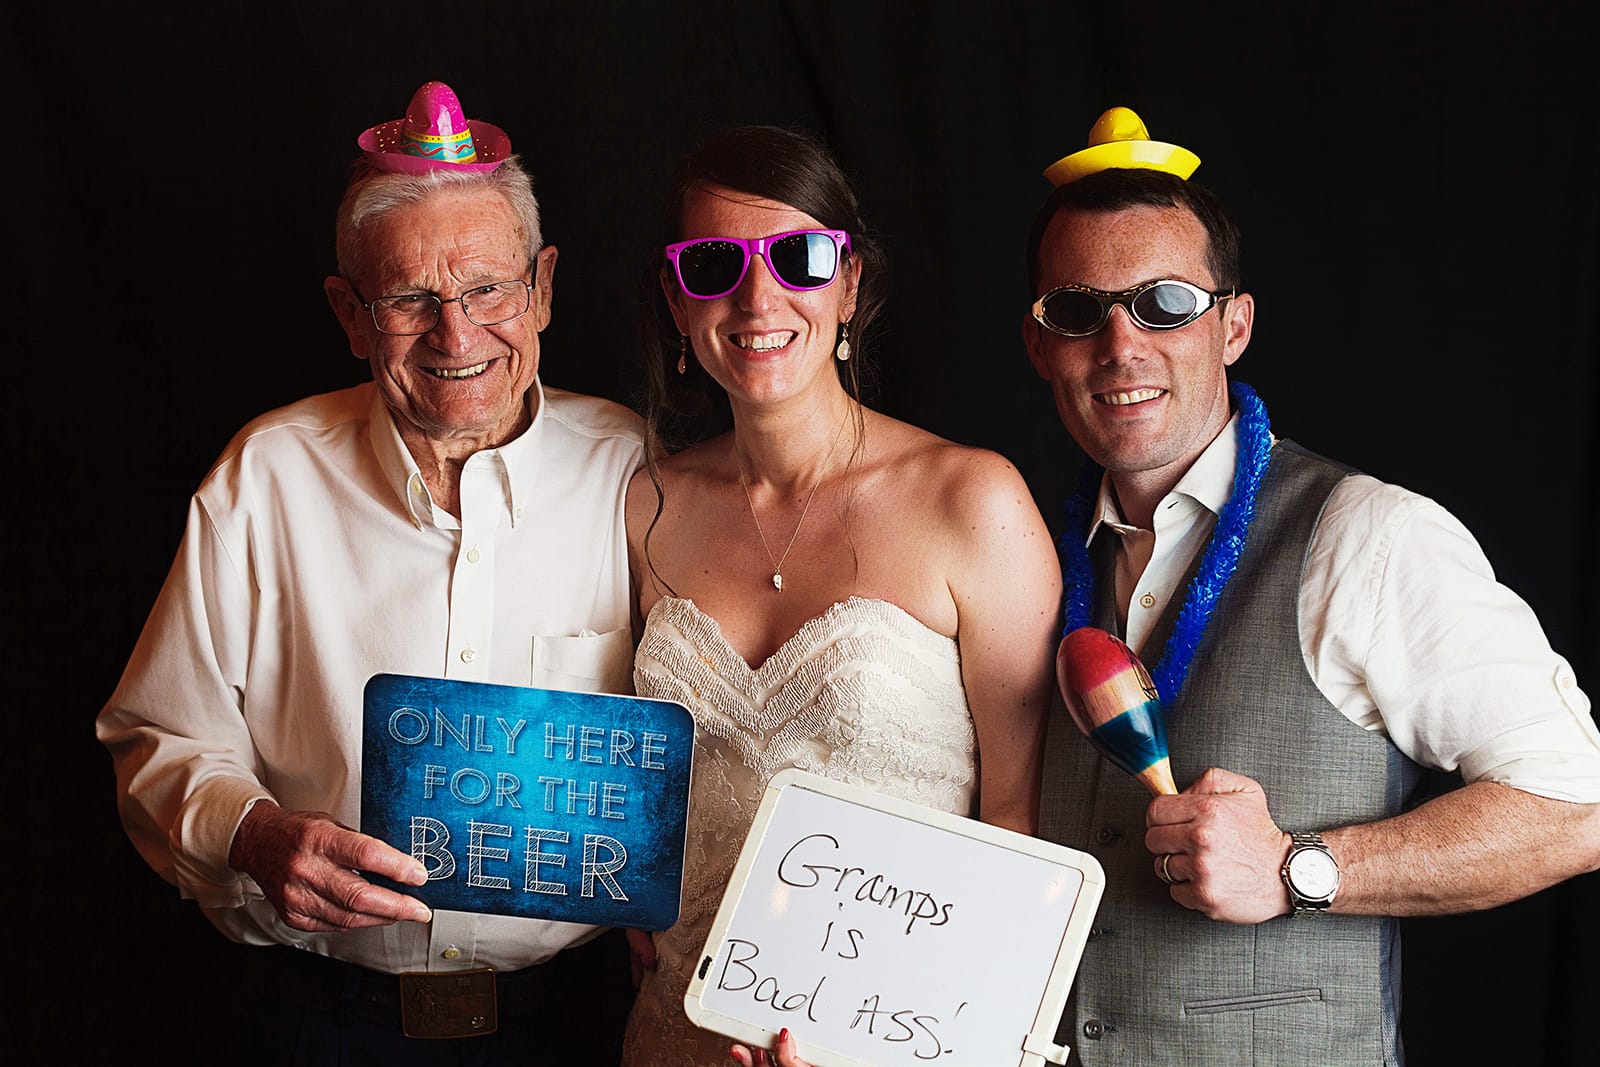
[1289,847,1340,899]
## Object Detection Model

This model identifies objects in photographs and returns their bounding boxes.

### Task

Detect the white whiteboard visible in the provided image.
[684,770,1104,1066]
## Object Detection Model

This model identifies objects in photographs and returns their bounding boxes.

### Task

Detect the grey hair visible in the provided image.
[334,154,544,282]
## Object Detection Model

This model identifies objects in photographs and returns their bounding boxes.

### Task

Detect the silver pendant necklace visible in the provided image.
[735,413,849,592]
[738,462,826,592]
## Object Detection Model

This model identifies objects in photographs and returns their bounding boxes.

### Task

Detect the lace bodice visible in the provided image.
[620,596,977,1066]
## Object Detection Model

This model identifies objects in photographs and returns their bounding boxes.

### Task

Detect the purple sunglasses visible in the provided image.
[664,228,851,300]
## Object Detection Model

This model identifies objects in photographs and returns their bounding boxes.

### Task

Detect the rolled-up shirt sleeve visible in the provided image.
[1301,476,1600,802]
[94,383,647,971]
[97,495,275,906]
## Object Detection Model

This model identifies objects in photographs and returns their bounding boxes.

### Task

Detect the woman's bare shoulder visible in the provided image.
[626,437,733,530]
[866,413,1034,514]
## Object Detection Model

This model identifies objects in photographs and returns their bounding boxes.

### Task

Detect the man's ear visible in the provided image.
[1023,314,1051,381]
[530,245,559,331]
[1221,291,1254,367]
[324,276,370,359]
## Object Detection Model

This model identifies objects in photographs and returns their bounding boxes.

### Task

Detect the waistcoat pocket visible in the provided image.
[1184,988,1323,1015]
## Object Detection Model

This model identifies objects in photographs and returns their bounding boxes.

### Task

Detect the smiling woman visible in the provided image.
[616,125,1064,1067]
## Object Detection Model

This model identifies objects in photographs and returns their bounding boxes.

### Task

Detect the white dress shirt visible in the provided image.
[98,380,645,972]
[1090,415,1600,802]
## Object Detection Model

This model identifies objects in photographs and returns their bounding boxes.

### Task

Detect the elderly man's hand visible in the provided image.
[1143,767,1293,923]
[625,928,658,988]
[228,801,433,932]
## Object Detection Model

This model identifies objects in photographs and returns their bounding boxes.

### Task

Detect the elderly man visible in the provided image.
[1025,109,1600,1066]
[97,82,643,1064]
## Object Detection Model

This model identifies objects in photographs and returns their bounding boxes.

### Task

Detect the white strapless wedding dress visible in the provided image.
[620,596,978,1066]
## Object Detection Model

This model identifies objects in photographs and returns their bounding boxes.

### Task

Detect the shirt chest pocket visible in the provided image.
[531,627,634,695]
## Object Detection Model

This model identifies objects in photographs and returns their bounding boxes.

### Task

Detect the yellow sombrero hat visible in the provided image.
[1043,106,1200,186]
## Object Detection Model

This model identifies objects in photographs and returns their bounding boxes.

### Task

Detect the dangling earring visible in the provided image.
[835,322,851,362]
[677,335,688,375]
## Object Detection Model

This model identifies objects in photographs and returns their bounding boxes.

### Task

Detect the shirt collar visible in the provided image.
[1174,411,1242,518]
[1084,411,1245,542]
[368,379,547,531]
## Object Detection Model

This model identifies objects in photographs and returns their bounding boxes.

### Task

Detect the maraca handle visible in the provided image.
[1137,759,1179,797]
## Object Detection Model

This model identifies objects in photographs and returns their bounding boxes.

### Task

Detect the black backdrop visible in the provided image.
[7,3,1597,1063]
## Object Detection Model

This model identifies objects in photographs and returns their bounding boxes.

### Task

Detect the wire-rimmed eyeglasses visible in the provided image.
[352,277,534,336]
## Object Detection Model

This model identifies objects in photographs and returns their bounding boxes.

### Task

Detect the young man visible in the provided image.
[1026,108,1600,1066]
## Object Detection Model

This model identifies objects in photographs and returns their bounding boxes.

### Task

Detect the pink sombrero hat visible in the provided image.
[357,80,511,175]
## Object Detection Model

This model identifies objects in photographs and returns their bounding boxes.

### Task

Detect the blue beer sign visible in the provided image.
[361,673,693,929]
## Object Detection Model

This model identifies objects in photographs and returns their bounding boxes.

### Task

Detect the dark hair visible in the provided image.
[1022,168,1242,295]
[638,125,889,458]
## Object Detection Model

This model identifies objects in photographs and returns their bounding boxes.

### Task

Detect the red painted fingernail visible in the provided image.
[780,1027,791,1043]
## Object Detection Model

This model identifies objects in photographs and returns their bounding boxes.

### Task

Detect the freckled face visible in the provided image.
[664,184,858,410]
[331,186,556,451]
[1024,204,1250,483]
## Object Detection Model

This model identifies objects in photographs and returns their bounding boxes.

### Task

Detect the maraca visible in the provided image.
[1056,626,1177,795]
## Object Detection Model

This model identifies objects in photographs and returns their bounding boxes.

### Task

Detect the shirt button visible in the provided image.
[466,547,481,563]
[1083,1019,1104,1040]
[460,648,477,663]
[514,506,525,521]
[441,946,461,960]
[1096,826,1121,845]
[1139,592,1156,609]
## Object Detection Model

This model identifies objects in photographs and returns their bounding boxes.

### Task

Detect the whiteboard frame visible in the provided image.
[683,769,1105,1066]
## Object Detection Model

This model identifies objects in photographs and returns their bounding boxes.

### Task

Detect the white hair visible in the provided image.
[334,154,543,281]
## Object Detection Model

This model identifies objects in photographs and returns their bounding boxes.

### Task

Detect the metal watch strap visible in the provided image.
[1284,831,1337,916]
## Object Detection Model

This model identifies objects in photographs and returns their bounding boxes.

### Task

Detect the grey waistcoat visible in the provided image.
[1038,442,1425,1067]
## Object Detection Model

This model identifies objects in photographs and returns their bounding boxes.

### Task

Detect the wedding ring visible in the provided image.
[1157,853,1177,885]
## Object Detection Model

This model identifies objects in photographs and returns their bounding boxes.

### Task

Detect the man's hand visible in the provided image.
[228,801,433,932]
[1144,767,1292,923]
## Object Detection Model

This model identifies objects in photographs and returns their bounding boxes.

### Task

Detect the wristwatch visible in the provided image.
[1280,832,1340,916]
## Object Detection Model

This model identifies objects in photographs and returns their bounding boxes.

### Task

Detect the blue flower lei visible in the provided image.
[1060,381,1272,706]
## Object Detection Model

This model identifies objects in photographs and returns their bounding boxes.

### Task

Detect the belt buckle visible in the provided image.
[398,967,498,1038]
